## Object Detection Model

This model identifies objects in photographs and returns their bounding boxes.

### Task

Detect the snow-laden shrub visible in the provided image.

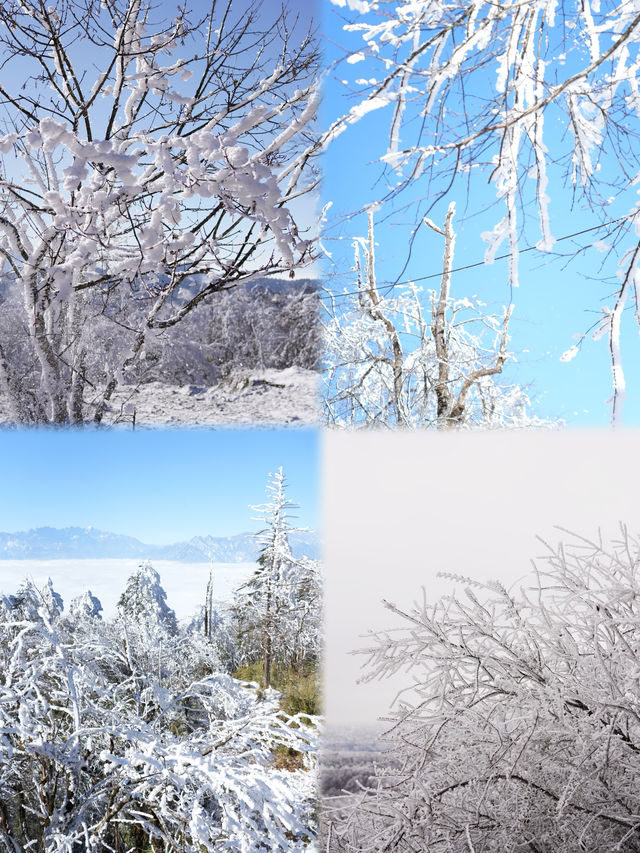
[0,578,319,852]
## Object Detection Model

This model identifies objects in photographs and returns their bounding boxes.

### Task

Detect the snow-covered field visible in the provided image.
[0,368,319,426]
[0,559,255,620]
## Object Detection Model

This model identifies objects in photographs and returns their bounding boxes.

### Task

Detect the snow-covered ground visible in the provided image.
[0,560,255,620]
[0,367,319,426]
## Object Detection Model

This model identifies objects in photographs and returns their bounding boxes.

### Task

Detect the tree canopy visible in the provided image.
[0,0,320,422]
[325,527,640,852]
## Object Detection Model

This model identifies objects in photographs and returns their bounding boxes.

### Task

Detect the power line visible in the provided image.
[319,216,629,303]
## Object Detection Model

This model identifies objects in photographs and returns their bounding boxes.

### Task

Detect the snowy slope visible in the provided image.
[0,367,319,426]
[102,368,319,426]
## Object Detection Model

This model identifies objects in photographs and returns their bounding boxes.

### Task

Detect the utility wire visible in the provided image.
[319,216,629,303]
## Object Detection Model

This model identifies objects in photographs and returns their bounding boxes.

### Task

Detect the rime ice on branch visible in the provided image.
[324,526,640,852]
[0,0,320,423]
[325,0,640,424]
[324,206,552,428]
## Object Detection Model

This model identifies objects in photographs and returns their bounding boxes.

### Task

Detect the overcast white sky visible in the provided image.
[324,430,640,727]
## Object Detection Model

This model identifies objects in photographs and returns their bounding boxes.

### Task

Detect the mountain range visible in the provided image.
[0,527,320,562]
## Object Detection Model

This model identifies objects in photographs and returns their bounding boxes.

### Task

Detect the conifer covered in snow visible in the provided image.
[118,559,178,635]
[68,589,103,621]
[235,469,322,686]
[2,576,64,621]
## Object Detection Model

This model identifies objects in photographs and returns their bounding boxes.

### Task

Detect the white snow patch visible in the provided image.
[560,345,580,362]
[0,368,319,427]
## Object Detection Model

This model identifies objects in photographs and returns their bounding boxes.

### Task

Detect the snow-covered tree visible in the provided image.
[0,0,320,423]
[204,565,216,641]
[0,574,320,852]
[114,561,182,699]
[118,560,177,633]
[68,589,103,621]
[325,526,640,852]
[196,566,238,671]
[324,1,640,423]
[235,468,322,686]
[1,576,64,621]
[324,205,552,428]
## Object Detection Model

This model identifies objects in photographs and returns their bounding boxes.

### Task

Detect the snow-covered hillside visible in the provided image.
[0,367,319,426]
[102,368,319,426]
[0,526,321,562]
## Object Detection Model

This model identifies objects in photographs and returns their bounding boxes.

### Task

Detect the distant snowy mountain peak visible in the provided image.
[0,526,320,562]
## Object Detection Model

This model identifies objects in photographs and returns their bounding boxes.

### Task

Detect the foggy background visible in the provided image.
[323,430,640,727]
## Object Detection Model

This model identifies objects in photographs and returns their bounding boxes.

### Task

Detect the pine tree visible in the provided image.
[5,577,64,621]
[118,560,177,636]
[235,468,318,688]
[69,589,103,621]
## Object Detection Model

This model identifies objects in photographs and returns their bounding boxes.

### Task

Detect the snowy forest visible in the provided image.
[322,527,640,852]
[0,469,322,852]
[0,275,320,426]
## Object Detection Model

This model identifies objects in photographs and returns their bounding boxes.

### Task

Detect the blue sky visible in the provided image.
[319,5,640,427]
[0,429,319,543]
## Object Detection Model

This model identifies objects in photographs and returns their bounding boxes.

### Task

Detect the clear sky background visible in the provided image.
[320,4,640,427]
[1,0,321,278]
[0,428,319,543]
[324,430,640,727]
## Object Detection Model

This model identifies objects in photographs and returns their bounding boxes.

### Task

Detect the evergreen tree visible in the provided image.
[69,589,103,621]
[235,469,320,687]
[4,577,64,621]
[118,560,177,635]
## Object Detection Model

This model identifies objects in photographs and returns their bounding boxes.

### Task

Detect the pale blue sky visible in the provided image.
[320,5,640,427]
[0,429,319,543]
